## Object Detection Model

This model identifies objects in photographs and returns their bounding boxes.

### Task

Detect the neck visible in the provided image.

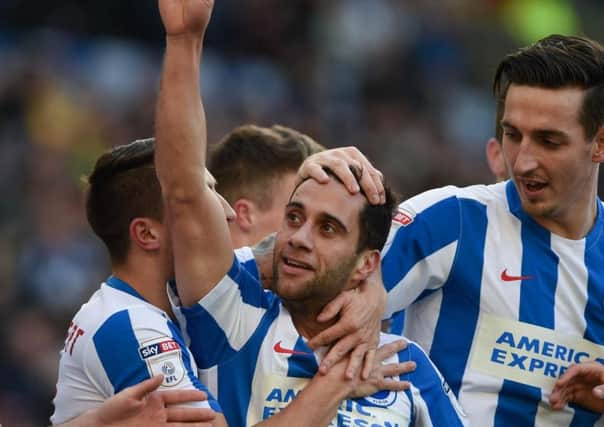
[284,299,336,341]
[112,255,174,317]
[532,183,598,240]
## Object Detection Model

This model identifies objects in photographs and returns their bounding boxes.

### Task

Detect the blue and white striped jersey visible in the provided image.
[51,276,221,425]
[173,257,468,427]
[382,180,604,426]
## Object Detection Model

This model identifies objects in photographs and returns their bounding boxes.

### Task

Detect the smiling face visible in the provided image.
[271,178,367,307]
[501,84,603,235]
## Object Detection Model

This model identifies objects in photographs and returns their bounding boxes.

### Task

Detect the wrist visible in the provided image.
[165,33,204,52]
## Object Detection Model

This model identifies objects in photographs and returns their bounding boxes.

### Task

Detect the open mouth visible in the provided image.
[519,179,547,196]
[282,256,313,271]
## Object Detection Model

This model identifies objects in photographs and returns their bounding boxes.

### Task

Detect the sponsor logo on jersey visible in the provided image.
[140,337,185,387]
[149,355,186,387]
[392,208,415,226]
[252,375,410,426]
[500,268,535,282]
[139,339,180,360]
[471,314,604,389]
[362,390,398,408]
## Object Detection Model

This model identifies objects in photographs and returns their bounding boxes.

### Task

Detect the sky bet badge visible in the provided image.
[139,337,185,387]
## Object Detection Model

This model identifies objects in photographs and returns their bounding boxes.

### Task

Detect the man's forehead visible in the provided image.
[290,178,365,210]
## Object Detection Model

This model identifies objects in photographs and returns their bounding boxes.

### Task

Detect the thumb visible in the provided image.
[594,385,604,399]
[129,375,164,400]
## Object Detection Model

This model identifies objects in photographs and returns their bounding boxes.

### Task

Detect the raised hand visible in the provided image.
[158,0,214,37]
[297,147,385,205]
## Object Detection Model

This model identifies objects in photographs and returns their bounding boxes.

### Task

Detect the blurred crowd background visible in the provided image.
[1,0,603,425]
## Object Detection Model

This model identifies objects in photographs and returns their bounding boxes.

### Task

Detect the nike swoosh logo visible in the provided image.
[501,268,535,282]
[273,341,311,356]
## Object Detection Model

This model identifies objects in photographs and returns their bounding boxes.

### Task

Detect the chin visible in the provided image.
[520,199,556,220]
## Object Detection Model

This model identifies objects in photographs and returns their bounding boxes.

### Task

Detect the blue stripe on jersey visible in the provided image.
[495,381,540,427]
[229,256,276,309]
[94,310,149,393]
[239,256,260,281]
[569,404,601,426]
[217,308,280,427]
[495,187,555,426]
[496,186,558,426]
[165,321,222,413]
[407,343,465,426]
[388,310,405,335]
[506,180,524,218]
[286,337,318,378]
[382,196,460,292]
[570,202,604,426]
[106,276,146,301]
[429,198,485,397]
[518,216,557,328]
[183,303,238,368]
[583,201,604,345]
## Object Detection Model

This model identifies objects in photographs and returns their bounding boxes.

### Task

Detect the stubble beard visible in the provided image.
[273,253,360,315]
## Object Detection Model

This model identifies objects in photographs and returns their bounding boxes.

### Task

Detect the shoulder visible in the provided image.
[73,285,164,338]
[403,182,506,211]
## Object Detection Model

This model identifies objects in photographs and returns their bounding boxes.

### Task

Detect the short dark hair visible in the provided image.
[493,34,604,140]
[209,124,325,209]
[302,166,397,253]
[494,97,504,143]
[85,138,163,265]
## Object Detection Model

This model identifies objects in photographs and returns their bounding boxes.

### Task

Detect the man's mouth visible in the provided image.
[281,256,314,271]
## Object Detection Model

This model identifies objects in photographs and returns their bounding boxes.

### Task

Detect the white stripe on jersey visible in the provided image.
[198,274,267,351]
[551,235,588,335]
[385,241,457,319]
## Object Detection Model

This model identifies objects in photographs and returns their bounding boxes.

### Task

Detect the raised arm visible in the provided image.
[155,0,234,307]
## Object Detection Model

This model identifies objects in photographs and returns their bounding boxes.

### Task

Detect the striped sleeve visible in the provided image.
[382,186,462,318]
[406,342,468,426]
[235,246,260,280]
[87,307,221,412]
[179,256,277,368]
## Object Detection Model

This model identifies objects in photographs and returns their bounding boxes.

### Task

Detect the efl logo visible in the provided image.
[139,339,180,360]
[392,209,414,226]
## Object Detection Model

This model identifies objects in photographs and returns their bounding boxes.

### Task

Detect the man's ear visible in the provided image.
[592,126,604,163]
[486,137,507,182]
[130,218,161,252]
[233,199,254,232]
[351,250,381,282]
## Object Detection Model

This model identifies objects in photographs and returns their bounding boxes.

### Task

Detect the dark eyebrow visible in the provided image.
[286,201,304,210]
[501,120,568,140]
[286,201,348,233]
[319,212,348,234]
[500,120,517,131]
[533,129,568,140]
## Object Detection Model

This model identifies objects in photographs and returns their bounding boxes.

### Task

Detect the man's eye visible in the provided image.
[321,223,336,234]
[286,212,302,225]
